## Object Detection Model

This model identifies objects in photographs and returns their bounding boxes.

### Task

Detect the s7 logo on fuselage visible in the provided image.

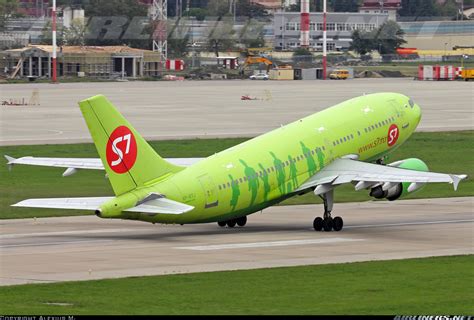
[106,126,137,174]
[387,124,399,147]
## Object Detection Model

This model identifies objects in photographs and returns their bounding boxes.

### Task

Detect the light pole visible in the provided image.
[281,5,285,51]
[323,0,327,80]
[52,0,57,83]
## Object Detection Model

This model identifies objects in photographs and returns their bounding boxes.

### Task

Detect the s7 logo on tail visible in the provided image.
[106,126,137,174]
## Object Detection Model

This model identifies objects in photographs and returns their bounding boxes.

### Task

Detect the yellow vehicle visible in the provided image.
[329,69,349,80]
[460,69,474,81]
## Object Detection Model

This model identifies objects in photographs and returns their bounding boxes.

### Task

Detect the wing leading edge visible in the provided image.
[296,158,467,194]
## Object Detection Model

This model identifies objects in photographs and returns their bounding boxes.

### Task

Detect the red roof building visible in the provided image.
[17,0,49,17]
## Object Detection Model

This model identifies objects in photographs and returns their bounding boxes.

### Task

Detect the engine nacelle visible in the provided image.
[369,158,429,201]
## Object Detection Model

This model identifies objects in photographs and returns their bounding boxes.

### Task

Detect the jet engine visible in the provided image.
[369,158,429,201]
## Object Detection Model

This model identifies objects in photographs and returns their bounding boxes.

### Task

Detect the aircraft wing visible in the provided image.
[12,196,194,215]
[296,158,467,194]
[5,155,204,175]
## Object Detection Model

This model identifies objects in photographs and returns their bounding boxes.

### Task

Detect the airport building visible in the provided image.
[273,12,389,51]
[0,45,164,79]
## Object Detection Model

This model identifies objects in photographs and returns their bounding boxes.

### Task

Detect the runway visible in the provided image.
[1,197,472,286]
[1,78,473,146]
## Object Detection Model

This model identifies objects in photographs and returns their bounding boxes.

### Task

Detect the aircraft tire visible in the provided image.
[333,216,343,232]
[218,221,226,227]
[322,217,333,232]
[236,216,247,227]
[227,220,237,228]
[313,217,323,231]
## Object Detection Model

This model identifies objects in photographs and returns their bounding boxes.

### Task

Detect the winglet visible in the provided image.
[450,174,467,191]
[4,155,16,164]
[4,155,16,171]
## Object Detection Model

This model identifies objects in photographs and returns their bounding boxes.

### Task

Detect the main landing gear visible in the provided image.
[313,189,344,232]
[218,216,247,228]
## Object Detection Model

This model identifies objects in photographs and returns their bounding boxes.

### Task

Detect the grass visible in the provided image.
[0,255,472,315]
[353,61,474,78]
[1,132,472,219]
[353,65,419,77]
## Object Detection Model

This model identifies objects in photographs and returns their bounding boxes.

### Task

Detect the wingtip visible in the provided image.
[451,174,468,191]
[4,155,15,164]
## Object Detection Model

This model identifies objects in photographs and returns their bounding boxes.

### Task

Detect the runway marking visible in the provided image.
[176,238,364,251]
[0,239,115,248]
[345,219,474,229]
[0,228,145,239]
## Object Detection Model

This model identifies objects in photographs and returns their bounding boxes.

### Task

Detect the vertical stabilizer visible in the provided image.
[79,95,183,195]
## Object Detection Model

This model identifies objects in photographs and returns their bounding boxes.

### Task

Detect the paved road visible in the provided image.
[1,197,472,286]
[1,78,473,146]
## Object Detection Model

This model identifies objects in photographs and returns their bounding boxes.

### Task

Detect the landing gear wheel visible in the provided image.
[227,220,236,228]
[332,216,343,232]
[322,217,333,232]
[236,216,247,227]
[313,217,323,231]
[218,221,226,227]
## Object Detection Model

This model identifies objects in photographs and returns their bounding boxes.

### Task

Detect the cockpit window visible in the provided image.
[408,99,415,108]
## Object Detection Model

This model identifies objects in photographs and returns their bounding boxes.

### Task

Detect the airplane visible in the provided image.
[6,93,467,232]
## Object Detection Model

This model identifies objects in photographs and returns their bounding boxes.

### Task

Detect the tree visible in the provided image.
[330,0,361,12]
[236,0,269,18]
[0,0,19,29]
[239,19,265,48]
[375,21,406,54]
[39,21,65,46]
[206,16,235,56]
[350,21,405,55]
[206,0,230,17]
[183,8,207,21]
[168,34,190,58]
[84,0,150,48]
[167,18,190,58]
[399,0,437,18]
[350,29,375,56]
[285,2,318,12]
[293,47,312,56]
[64,18,86,46]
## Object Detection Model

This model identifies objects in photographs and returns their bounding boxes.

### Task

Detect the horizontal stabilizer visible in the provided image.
[128,194,194,215]
[12,196,194,215]
[12,197,113,211]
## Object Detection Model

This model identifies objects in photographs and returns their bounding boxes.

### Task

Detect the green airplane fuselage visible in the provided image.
[100,92,421,224]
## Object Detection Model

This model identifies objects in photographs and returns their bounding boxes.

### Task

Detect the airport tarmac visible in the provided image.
[1,78,473,146]
[1,197,472,286]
